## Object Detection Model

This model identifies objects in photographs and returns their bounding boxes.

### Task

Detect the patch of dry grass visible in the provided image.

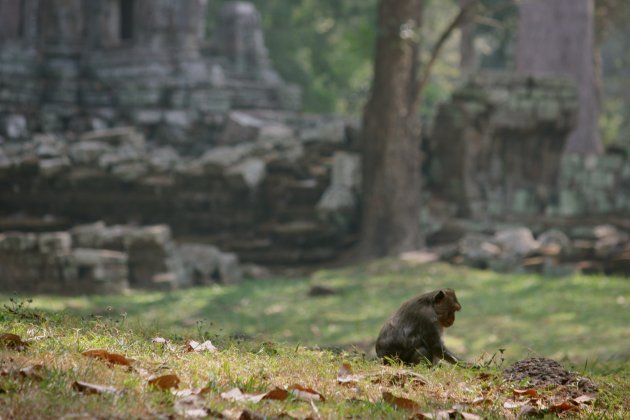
[1,307,627,419]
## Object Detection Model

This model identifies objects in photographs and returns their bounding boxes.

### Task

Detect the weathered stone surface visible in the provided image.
[538,229,571,256]
[430,72,578,217]
[69,141,113,165]
[4,114,27,139]
[494,227,539,258]
[227,157,267,189]
[458,234,501,267]
[178,243,242,285]
[70,248,129,293]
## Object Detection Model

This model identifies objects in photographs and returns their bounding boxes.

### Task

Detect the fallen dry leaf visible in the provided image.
[82,349,133,366]
[382,391,418,411]
[0,333,29,351]
[19,365,44,381]
[72,380,120,395]
[172,387,212,398]
[459,412,482,420]
[220,387,290,403]
[417,409,456,419]
[337,363,363,385]
[152,337,168,344]
[148,374,180,390]
[371,369,427,387]
[512,388,539,397]
[222,408,267,420]
[288,384,325,402]
[573,394,596,405]
[518,403,543,417]
[174,394,208,418]
[549,400,580,414]
[184,340,218,353]
[503,399,527,409]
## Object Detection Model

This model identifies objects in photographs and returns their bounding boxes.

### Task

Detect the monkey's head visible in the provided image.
[433,288,461,328]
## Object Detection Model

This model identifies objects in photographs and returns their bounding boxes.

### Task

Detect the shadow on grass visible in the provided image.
[2,262,629,371]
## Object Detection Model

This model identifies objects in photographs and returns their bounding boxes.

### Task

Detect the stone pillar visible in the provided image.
[214,2,272,79]
[134,0,203,54]
[82,0,120,50]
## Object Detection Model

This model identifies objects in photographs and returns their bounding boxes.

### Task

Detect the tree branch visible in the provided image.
[413,0,478,102]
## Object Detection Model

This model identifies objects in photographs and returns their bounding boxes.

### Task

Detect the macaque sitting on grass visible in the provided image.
[375,288,466,366]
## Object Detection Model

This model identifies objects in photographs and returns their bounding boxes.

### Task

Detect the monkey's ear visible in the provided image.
[434,290,446,303]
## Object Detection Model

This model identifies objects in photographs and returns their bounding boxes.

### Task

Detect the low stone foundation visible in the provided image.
[0,223,243,295]
[0,114,360,266]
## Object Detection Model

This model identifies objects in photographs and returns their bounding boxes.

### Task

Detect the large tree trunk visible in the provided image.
[359,0,424,258]
[516,0,601,154]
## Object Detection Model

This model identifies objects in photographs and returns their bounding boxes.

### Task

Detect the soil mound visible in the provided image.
[503,357,597,395]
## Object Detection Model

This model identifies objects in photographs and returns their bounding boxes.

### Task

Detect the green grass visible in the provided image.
[1,261,628,418]
[14,261,630,368]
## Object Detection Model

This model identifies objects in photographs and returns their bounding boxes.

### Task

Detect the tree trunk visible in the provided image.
[516,0,601,154]
[459,0,477,79]
[359,0,424,258]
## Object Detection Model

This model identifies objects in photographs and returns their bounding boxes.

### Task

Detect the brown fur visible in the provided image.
[375,288,463,365]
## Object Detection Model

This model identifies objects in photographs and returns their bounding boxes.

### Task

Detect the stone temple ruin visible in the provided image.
[0,1,363,293]
[0,0,299,141]
[0,2,628,294]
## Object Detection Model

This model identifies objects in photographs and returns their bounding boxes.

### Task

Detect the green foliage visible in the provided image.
[207,0,468,118]
[207,0,378,115]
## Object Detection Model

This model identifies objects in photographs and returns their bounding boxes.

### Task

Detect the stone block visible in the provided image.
[71,248,129,293]
[0,232,38,252]
[227,157,267,189]
[38,232,72,254]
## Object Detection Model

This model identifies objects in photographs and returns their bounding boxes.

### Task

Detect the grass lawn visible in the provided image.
[1,261,628,418]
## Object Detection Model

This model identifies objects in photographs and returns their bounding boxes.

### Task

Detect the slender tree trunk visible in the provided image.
[516,0,601,154]
[359,0,424,258]
[459,0,477,79]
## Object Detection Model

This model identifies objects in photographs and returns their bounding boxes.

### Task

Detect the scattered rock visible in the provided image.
[308,285,337,297]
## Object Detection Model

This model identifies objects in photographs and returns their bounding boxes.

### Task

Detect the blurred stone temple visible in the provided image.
[0,0,300,135]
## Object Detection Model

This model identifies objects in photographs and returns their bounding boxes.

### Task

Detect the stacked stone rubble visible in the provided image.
[0,223,243,294]
[0,114,360,265]
[434,224,629,276]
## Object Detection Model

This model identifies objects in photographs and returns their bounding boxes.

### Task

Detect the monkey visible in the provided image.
[375,288,464,366]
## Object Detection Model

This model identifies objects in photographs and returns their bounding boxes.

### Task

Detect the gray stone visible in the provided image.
[178,243,242,285]
[38,232,72,254]
[257,124,294,144]
[134,110,163,125]
[329,151,362,191]
[494,227,540,257]
[227,157,267,189]
[317,186,356,217]
[69,141,113,165]
[538,229,571,256]
[164,111,192,129]
[39,157,70,177]
[0,148,13,169]
[0,232,38,252]
[98,145,143,169]
[458,233,501,267]
[148,147,181,172]
[71,248,129,292]
[219,111,265,145]
[112,161,148,181]
[300,119,346,144]
[4,114,27,139]
[80,127,145,151]
[198,144,254,172]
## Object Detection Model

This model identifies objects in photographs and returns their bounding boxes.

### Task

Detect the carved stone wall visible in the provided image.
[0,1,300,139]
[428,72,630,218]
